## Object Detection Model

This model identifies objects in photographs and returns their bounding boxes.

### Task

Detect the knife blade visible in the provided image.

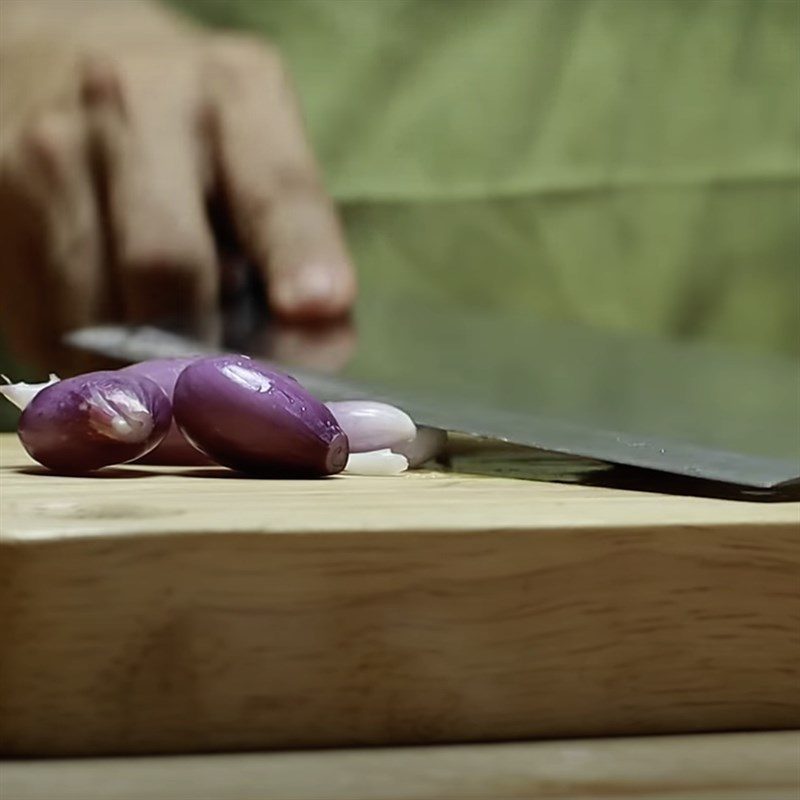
[65,290,800,489]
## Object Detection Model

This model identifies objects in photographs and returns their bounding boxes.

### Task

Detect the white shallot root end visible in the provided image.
[0,373,60,410]
[344,449,409,476]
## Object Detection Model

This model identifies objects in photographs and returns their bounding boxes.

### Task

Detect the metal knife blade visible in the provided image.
[65,292,800,489]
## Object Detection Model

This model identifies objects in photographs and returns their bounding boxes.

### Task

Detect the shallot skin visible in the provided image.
[173,355,349,476]
[119,358,194,397]
[0,374,59,410]
[325,401,416,453]
[119,358,211,465]
[18,372,171,473]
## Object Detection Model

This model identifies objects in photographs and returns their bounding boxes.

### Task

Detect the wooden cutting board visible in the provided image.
[5,732,800,800]
[1,433,798,757]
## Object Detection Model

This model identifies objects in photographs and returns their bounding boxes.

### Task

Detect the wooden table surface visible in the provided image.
[1,434,798,757]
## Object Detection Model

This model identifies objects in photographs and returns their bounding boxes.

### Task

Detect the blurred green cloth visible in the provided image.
[166,0,799,354]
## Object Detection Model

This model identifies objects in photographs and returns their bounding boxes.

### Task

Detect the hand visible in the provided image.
[0,0,356,372]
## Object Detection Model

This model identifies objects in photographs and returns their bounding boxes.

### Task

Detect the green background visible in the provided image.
[165,0,799,352]
[2,0,798,431]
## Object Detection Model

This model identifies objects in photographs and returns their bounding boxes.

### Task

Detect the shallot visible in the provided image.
[173,355,349,476]
[119,357,210,464]
[325,400,415,453]
[12,371,171,472]
[2,358,445,477]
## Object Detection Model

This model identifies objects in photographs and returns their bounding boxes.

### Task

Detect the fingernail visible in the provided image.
[297,266,336,303]
[277,266,337,314]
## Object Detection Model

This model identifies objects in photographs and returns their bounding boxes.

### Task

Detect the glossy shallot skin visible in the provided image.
[3,357,444,476]
[325,400,416,453]
[17,371,171,472]
[119,357,212,465]
[173,355,349,476]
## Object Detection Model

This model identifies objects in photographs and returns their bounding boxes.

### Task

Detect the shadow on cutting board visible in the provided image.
[15,466,157,480]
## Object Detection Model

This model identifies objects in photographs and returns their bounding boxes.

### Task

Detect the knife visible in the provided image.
[64,286,800,489]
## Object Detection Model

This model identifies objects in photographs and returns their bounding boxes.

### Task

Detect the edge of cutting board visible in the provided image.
[1,435,798,756]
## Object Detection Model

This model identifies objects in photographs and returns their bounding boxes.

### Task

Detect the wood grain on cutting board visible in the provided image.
[3,732,799,800]
[1,434,798,756]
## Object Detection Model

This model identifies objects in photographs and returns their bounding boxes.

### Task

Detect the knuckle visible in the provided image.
[122,241,214,296]
[122,255,214,322]
[79,53,125,111]
[124,247,196,279]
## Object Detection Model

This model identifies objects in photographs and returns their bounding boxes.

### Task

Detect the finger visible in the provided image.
[205,37,356,322]
[82,53,218,331]
[0,110,107,373]
[0,140,53,367]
